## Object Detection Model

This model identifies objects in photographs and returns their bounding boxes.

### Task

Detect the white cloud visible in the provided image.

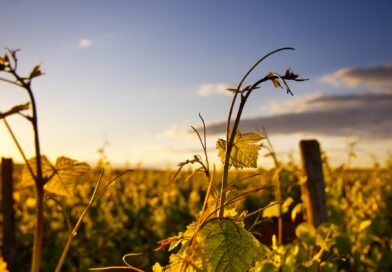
[78,38,94,48]
[197,83,233,96]
[321,64,392,93]
[158,123,193,139]
[268,92,325,114]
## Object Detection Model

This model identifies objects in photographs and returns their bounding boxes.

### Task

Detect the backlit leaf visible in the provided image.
[358,220,371,232]
[44,156,90,197]
[216,130,263,169]
[152,263,163,272]
[262,198,293,218]
[21,156,54,187]
[167,218,267,272]
[268,72,282,89]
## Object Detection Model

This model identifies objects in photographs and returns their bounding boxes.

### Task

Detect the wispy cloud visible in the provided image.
[78,38,94,48]
[203,93,392,139]
[197,83,233,96]
[158,123,193,139]
[321,64,392,93]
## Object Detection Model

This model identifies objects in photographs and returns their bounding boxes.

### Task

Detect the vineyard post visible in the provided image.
[1,157,16,271]
[299,140,327,226]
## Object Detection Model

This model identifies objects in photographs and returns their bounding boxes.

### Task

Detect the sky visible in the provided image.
[1,0,392,169]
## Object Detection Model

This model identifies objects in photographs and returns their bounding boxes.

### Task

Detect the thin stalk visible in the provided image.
[219,90,252,216]
[0,77,22,87]
[262,127,283,244]
[2,118,35,179]
[8,62,44,272]
[55,170,104,272]
[219,47,295,217]
[31,185,44,272]
[275,171,283,244]
[182,167,216,272]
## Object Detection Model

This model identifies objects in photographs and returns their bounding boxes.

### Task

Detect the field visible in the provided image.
[1,46,392,272]
[1,156,392,271]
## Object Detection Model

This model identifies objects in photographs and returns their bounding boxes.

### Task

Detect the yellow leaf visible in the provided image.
[358,220,372,232]
[152,263,163,272]
[291,203,303,222]
[44,156,90,197]
[216,130,263,169]
[268,72,282,89]
[262,198,292,218]
[21,156,54,187]
[0,257,9,272]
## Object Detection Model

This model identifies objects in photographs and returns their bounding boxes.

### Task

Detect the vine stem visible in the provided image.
[14,76,44,272]
[218,47,294,217]
[5,51,45,272]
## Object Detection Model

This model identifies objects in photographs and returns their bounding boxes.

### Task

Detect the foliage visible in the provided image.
[217,131,264,169]
[165,218,268,272]
[1,48,391,272]
[0,257,9,272]
[3,162,391,271]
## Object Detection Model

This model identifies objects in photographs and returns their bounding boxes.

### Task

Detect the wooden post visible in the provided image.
[299,140,327,226]
[1,158,16,271]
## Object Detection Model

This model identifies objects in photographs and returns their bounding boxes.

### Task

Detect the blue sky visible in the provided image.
[1,1,392,168]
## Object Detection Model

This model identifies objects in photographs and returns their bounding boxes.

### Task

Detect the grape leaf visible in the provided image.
[20,156,90,197]
[166,218,267,271]
[44,156,90,197]
[20,156,55,187]
[216,130,263,169]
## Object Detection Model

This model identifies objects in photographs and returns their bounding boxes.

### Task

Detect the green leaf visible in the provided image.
[167,218,267,272]
[216,130,263,169]
[21,156,55,187]
[44,156,90,197]
[254,262,278,272]
[334,235,352,255]
[295,223,316,245]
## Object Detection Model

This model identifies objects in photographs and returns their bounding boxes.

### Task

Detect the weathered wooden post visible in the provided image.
[299,140,327,226]
[1,157,16,271]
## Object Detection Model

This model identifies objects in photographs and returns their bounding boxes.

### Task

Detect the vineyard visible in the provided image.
[1,48,392,272]
[1,157,392,271]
